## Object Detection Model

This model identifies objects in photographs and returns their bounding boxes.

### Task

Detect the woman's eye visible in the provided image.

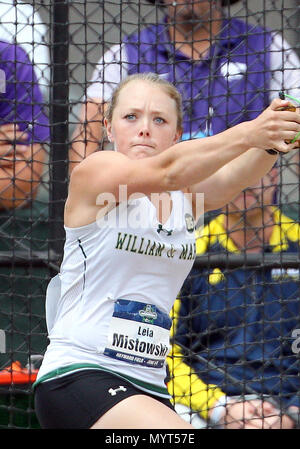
[125,114,136,120]
[154,117,165,124]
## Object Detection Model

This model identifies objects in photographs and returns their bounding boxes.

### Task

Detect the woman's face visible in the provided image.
[105,80,181,159]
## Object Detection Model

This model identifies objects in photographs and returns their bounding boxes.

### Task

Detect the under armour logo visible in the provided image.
[108,386,127,396]
[157,224,172,236]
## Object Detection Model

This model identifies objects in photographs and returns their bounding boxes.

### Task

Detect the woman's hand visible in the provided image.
[245,98,300,153]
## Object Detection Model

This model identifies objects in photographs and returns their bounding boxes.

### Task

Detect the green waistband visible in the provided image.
[33,362,169,397]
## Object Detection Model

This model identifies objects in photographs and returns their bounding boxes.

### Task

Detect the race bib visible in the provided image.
[104,299,172,368]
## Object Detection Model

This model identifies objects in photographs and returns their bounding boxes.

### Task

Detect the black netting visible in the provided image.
[0,0,299,429]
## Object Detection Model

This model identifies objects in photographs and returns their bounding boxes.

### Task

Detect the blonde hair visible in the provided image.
[105,72,183,133]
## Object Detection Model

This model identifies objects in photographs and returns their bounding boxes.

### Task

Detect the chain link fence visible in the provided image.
[0,0,299,428]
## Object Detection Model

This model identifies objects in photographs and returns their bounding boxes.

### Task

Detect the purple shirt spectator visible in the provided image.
[0,41,49,144]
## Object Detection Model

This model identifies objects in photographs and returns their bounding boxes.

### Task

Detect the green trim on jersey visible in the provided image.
[33,363,170,398]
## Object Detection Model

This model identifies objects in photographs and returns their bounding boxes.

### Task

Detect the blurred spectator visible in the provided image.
[0,41,49,209]
[0,0,49,97]
[168,165,300,429]
[70,0,300,173]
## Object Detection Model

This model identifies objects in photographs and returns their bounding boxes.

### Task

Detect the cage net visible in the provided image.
[0,0,299,429]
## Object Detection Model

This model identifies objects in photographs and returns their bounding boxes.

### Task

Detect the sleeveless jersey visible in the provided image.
[35,191,196,397]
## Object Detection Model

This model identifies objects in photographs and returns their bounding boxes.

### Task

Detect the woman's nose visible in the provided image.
[138,120,150,136]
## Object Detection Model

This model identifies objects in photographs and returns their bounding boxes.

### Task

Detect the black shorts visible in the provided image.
[34,369,174,429]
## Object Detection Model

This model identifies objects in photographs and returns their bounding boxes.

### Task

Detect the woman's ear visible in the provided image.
[104,118,114,142]
[173,130,182,144]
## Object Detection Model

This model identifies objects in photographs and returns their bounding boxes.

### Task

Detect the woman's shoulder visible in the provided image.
[70,151,126,183]
[77,150,125,166]
[66,151,130,226]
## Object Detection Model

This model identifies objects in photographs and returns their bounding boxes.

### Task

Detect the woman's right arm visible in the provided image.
[67,99,300,213]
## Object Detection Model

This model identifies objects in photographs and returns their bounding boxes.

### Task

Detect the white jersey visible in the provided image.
[36,191,196,397]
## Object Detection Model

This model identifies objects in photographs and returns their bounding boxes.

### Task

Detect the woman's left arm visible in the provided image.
[189,147,278,213]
